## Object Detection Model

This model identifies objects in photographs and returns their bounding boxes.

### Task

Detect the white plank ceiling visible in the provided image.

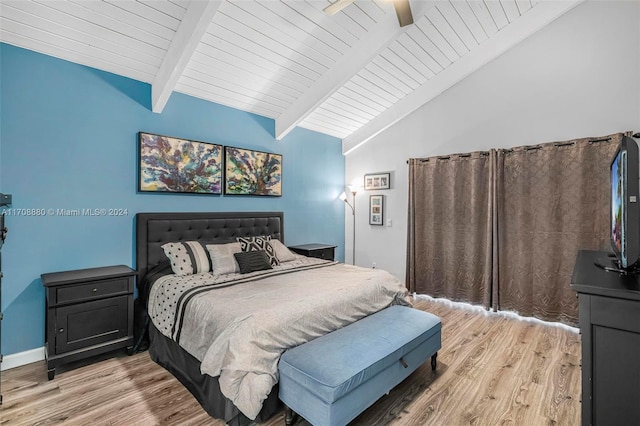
[0,0,583,153]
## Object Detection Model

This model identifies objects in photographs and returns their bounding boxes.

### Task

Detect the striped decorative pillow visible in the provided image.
[162,241,211,276]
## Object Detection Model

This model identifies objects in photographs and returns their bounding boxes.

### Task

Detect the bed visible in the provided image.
[136,212,409,425]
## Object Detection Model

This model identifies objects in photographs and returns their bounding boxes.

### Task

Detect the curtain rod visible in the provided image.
[588,137,611,143]
[405,134,631,163]
[406,151,489,164]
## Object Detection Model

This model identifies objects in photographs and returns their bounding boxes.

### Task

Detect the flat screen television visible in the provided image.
[610,136,640,270]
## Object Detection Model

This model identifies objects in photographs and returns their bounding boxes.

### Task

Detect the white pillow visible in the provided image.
[206,242,241,275]
[269,239,297,263]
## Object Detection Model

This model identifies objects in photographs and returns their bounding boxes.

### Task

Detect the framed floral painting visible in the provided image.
[224,147,282,196]
[138,132,223,194]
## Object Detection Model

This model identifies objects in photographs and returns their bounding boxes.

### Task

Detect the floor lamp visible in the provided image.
[339,186,357,265]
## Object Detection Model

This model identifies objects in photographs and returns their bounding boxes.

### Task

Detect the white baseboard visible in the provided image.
[1,346,45,371]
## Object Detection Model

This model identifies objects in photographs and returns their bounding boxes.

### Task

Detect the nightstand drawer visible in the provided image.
[312,247,334,260]
[56,277,130,305]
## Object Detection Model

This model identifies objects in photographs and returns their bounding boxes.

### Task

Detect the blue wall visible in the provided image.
[0,43,345,356]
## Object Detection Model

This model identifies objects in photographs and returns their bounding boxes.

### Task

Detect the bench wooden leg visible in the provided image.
[431,352,438,371]
[284,405,294,426]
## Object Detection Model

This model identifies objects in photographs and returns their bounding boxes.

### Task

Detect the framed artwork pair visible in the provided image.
[364,172,389,226]
[137,132,282,196]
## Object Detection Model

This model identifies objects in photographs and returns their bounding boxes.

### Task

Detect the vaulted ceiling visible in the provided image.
[0,0,582,154]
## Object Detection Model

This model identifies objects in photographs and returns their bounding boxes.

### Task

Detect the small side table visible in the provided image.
[288,243,336,261]
[42,265,135,380]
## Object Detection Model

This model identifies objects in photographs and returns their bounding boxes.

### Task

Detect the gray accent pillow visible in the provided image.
[269,239,297,263]
[206,242,241,276]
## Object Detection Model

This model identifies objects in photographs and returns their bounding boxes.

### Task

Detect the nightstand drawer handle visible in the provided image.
[58,328,64,333]
[92,288,97,292]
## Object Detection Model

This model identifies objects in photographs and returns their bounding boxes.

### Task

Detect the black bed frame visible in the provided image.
[136,212,285,425]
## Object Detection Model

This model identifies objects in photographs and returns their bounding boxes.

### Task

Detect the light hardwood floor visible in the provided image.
[1,298,581,425]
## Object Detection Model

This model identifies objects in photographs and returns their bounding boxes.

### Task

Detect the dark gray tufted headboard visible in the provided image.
[135,212,284,291]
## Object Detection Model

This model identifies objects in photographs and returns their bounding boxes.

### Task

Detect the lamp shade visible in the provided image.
[339,192,347,201]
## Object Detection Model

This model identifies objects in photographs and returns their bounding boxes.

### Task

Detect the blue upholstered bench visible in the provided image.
[278,306,442,426]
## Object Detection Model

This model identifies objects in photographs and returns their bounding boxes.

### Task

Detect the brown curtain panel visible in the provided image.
[407,151,496,308]
[495,132,628,325]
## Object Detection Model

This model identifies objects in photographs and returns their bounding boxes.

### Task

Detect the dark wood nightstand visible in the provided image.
[288,243,336,261]
[41,265,135,380]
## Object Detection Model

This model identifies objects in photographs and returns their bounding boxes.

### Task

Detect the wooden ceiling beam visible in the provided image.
[151,0,222,113]
[274,1,435,141]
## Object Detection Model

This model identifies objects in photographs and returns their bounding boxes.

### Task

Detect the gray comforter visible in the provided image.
[148,257,410,419]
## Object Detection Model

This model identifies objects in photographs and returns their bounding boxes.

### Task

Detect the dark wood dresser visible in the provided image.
[288,243,336,261]
[42,265,135,380]
[571,250,640,426]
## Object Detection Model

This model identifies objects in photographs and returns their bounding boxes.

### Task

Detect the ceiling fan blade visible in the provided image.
[392,0,414,27]
[323,0,357,16]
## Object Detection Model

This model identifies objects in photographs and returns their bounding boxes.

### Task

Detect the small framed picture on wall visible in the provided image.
[364,172,390,190]
[369,195,384,226]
